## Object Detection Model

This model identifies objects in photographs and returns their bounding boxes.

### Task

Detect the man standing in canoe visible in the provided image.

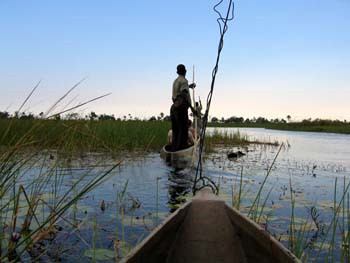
[170,64,196,151]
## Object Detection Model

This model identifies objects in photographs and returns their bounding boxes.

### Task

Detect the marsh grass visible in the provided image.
[205,128,278,153]
[0,119,169,153]
[0,115,123,261]
[0,119,273,155]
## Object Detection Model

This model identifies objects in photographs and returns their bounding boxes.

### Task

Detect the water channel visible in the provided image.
[17,128,350,262]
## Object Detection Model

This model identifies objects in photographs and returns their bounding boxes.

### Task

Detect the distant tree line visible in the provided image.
[0,111,36,120]
[0,110,171,122]
[210,116,287,124]
[0,110,348,125]
[210,115,348,125]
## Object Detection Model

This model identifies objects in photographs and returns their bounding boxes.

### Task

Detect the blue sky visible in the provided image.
[0,0,349,120]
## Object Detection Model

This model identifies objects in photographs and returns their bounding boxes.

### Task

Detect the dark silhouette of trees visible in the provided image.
[163,115,171,121]
[98,114,115,121]
[87,111,98,121]
[225,116,244,123]
[211,117,219,123]
[0,111,10,119]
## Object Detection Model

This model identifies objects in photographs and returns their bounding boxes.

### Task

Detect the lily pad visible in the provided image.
[84,248,115,261]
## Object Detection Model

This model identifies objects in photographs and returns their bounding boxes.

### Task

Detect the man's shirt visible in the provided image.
[172,75,191,106]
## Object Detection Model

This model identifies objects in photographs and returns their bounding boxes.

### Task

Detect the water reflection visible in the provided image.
[167,169,192,212]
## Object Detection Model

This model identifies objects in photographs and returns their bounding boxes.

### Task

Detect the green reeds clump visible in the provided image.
[0,119,170,153]
[0,84,124,261]
[285,176,350,262]
[0,119,266,155]
[204,128,277,153]
[205,128,250,147]
[0,117,122,261]
[312,177,350,262]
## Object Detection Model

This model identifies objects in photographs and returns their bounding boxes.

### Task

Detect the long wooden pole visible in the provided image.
[191,65,198,168]
[192,65,197,139]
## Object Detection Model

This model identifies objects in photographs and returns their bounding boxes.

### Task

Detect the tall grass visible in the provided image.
[0,119,170,153]
[0,117,122,261]
[247,144,283,223]
[0,119,271,154]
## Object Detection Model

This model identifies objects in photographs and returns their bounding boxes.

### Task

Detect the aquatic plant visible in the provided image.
[247,144,283,222]
[229,155,350,262]
[0,88,124,261]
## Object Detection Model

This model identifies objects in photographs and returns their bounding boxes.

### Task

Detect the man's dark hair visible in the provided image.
[177,64,186,75]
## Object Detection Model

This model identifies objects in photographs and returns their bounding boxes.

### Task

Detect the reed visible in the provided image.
[247,144,283,221]
[286,176,318,260]
[0,119,269,155]
[231,161,350,262]
[311,177,350,262]
[0,117,122,261]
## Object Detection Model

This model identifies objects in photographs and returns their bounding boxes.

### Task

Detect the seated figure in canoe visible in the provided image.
[162,119,199,168]
[167,120,195,148]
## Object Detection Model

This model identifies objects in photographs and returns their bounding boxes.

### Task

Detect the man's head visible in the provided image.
[176,64,186,76]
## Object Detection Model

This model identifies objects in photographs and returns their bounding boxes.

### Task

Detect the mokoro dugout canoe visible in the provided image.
[160,139,199,168]
[121,188,300,263]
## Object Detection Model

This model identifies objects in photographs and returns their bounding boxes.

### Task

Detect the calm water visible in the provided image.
[214,127,350,166]
[16,128,350,262]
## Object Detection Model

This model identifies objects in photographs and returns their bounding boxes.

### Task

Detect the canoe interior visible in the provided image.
[121,188,300,263]
[160,140,199,169]
[162,143,195,154]
[164,144,173,152]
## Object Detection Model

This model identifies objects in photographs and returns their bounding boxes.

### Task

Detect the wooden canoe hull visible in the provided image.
[160,139,199,168]
[121,188,300,263]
